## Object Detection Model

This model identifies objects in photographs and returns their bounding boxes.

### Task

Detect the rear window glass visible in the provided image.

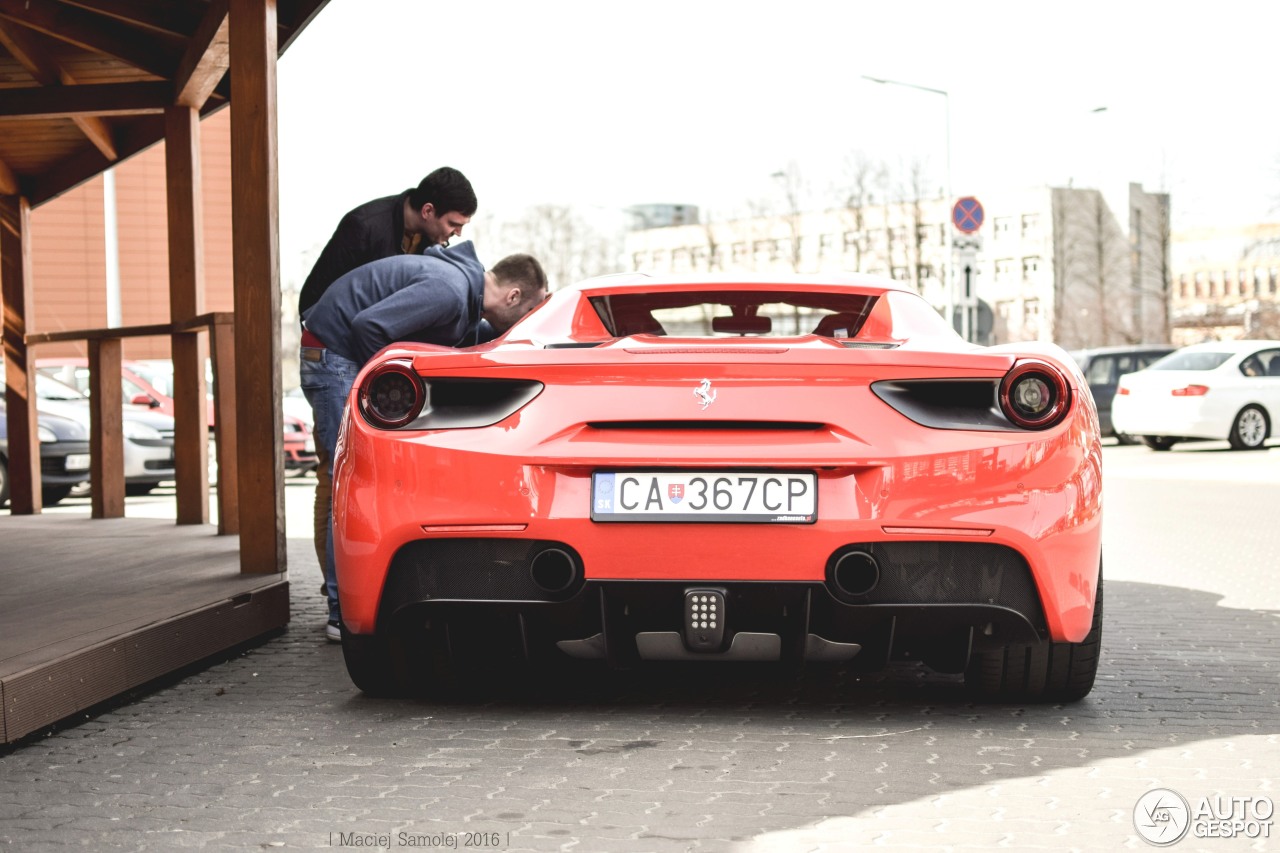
[588,290,878,338]
[1150,351,1231,371]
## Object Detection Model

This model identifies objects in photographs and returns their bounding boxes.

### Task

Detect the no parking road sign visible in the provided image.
[952,196,984,233]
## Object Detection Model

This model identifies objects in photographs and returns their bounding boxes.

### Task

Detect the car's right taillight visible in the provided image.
[998,359,1071,430]
[1171,385,1209,397]
[359,361,423,428]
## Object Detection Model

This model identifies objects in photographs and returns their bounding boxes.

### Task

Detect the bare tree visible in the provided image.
[833,152,888,272]
[475,205,624,290]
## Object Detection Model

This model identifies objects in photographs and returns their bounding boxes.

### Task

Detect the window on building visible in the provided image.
[994,258,1015,281]
[732,243,748,262]
[843,232,861,253]
[1022,256,1040,280]
[1021,213,1040,239]
[1195,271,1208,299]
[993,217,1013,239]
[631,253,644,270]
[891,266,910,281]
[917,264,934,280]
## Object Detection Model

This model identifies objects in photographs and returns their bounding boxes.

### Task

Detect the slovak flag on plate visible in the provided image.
[668,483,684,504]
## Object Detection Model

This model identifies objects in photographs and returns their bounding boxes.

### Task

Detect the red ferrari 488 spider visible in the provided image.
[333,273,1103,701]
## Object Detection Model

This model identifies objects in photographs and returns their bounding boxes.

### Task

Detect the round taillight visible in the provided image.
[998,359,1071,430]
[359,362,423,428]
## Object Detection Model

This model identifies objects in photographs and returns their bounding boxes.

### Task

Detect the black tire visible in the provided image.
[41,483,74,506]
[0,456,9,507]
[965,564,1103,702]
[1141,435,1177,451]
[340,630,406,697]
[125,482,156,496]
[1228,405,1270,451]
[1114,432,1140,446]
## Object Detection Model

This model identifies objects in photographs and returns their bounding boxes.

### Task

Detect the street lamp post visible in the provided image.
[862,75,954,336]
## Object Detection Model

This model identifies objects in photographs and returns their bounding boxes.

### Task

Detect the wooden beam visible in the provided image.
[165,105,209,525]
[230,0,285,573]
[0,81,170,120]
[0,0,181,80]
[0,156,18,195]
[0,194,40,514]
[57,0,203,38]
[174,0,229,109]
[0,20,118,159]
[27,112,163,206]
[88,338,125,518]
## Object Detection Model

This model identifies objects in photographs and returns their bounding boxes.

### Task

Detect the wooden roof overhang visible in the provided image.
[1,0,329,577]
[0,0,325,204]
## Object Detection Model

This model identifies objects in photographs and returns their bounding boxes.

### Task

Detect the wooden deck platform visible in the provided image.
[0,515,289,744]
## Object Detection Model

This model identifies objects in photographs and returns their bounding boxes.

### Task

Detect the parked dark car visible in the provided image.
[0,397,91,507]
[1068,345,1177,443]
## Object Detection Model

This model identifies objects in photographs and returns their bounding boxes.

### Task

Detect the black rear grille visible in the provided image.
[827,541,1045,630]
[381,539,582,620]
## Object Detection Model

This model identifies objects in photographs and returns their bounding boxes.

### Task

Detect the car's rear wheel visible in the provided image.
[965,563,1103,702]
[1114,432,1140,446]
[1141,435,1177,451]
[341,622,459,698]
[125,482,156,496]
[0,456,10,507]
[1228,405,1269,450]
[340,630,405,697]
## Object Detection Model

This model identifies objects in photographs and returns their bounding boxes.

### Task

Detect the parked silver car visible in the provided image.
[33,372,176,495]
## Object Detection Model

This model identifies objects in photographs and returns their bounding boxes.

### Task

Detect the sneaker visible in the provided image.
[325,620,342,643]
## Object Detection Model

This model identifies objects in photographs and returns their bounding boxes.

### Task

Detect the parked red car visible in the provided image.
[332,273,1104,702]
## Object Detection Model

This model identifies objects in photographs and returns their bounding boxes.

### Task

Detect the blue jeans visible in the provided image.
[299,346,362,624]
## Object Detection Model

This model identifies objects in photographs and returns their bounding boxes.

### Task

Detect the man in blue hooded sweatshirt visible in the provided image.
[300,242,547,640]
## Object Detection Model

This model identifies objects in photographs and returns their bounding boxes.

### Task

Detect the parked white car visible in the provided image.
[1112,340,1280,451]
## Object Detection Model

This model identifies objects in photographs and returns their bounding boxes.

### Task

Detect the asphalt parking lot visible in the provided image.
[2,444,1278,851]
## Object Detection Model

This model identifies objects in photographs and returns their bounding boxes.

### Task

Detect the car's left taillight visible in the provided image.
[998,359,1071,430]
[358,361,423,429]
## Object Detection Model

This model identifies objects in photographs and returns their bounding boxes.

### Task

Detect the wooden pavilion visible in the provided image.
[0,0,329,743]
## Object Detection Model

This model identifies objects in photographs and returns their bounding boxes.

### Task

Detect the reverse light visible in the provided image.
[359,361,423,428]
[1171,385,1209,397]
[998,359,1071,430]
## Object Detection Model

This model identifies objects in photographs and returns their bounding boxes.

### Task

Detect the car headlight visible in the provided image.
[38,425,57,443]
[122,420,164,440]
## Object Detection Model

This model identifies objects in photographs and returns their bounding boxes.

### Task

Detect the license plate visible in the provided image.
[64,454,90,471]
[591,471,816,523]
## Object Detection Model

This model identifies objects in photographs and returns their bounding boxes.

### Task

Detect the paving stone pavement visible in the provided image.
[1,455,1278,852]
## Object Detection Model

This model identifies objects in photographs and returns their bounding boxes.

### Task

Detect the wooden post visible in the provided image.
[229,0,285,573]
[209,315,238,535]
[0,194,40,514]
[164,105,210,525]
[88,338,125,518]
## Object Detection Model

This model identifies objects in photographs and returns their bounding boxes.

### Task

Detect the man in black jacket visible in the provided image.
[297,167,477,638]
[298,166,478,316]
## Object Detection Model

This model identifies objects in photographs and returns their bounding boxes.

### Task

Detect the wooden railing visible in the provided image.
[25,312,238,534]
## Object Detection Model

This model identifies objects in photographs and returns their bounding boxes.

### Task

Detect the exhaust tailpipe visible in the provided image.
[530,547,577,594]
[832,550,880,597]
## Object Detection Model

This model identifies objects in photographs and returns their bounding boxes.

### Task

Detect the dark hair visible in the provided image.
[490,254,548,300]
[408,167,477,216]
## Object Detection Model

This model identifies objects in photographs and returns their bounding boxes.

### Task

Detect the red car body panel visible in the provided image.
[332,274,1102,681]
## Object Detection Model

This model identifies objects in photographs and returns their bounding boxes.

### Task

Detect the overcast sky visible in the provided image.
[276,0,1280,283]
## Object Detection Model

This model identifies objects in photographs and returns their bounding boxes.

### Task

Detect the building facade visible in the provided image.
[624,183,1172,349]
[28,110,235,361]
[1169,223,1280,344]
